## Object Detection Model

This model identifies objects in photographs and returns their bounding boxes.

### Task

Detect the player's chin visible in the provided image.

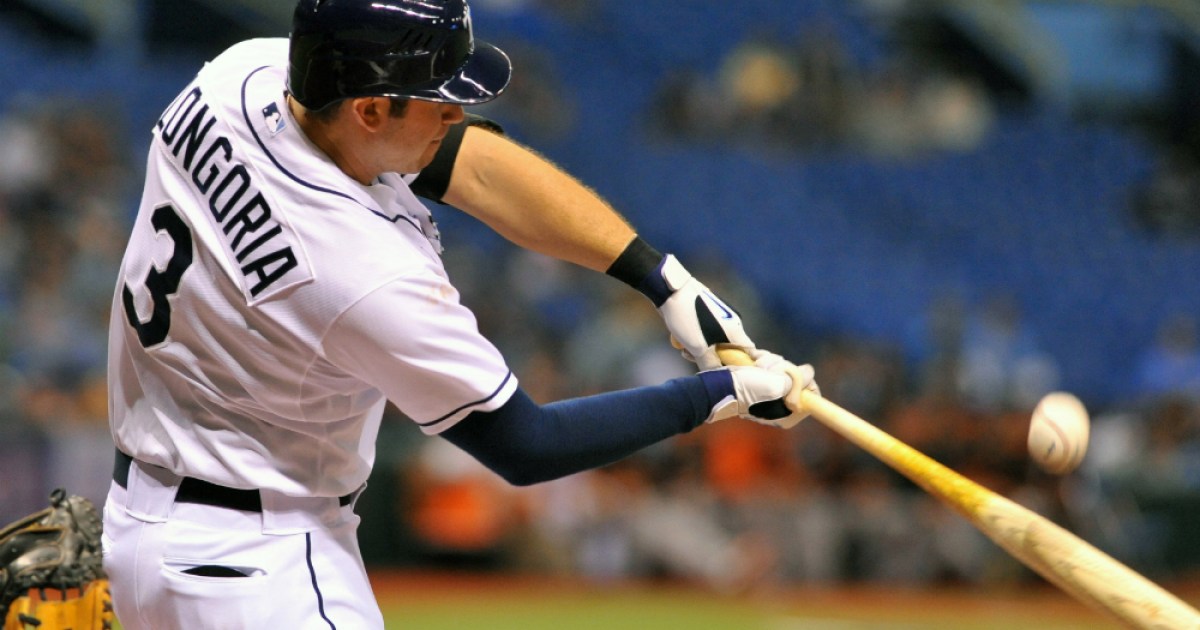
[414,141,442,170]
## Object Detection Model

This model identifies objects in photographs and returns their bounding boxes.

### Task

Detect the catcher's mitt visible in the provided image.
[0,489,113,630]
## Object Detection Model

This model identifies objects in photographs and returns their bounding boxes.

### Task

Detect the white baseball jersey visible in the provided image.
[108,37,517,499]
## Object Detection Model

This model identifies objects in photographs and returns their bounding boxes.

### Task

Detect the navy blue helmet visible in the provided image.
[288,0,512,110]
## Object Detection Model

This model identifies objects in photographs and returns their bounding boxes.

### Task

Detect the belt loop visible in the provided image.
[123,456,183,523]
[259,489,354,534]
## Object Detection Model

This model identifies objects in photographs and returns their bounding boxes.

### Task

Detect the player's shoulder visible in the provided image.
[193,38,288,104]
[205,38,289,75]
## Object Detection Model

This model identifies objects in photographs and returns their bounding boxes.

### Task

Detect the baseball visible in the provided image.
[1027,392,1090,475]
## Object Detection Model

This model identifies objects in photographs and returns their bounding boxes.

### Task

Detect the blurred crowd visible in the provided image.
[1133,147,1200,238]
[1,9,1199,598]
[648,25,994,159]
[0,98,135,520]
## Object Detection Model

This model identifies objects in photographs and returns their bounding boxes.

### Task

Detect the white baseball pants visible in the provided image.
[101,456,384,629]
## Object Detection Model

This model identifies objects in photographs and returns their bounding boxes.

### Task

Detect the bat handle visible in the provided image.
[716,346,814,428]
[715,346,754,367]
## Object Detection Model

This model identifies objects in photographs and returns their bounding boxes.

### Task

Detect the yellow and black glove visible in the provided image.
[0,489,113,630]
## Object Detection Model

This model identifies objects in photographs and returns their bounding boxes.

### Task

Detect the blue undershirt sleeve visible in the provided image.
[439,372,733,486]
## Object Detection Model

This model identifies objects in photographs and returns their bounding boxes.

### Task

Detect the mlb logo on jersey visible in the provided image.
[261,102,286,136]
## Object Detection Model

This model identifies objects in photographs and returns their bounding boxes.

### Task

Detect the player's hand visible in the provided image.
[701,359,817,429]
[655,255,754,370]
[746,348,820,425]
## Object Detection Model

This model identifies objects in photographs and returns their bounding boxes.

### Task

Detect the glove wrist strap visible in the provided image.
[606,236,673,306]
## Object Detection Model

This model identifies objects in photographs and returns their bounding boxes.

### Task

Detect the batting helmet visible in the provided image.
[288,0,512,110]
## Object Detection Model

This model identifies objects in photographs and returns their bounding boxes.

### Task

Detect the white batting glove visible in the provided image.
[748,348,819,425]
[702,363,817,429]
[656,255,755,371]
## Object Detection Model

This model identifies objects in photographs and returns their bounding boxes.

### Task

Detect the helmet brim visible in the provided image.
[405,42,512,105]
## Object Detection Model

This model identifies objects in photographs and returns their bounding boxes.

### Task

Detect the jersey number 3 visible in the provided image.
[122,204,194,348]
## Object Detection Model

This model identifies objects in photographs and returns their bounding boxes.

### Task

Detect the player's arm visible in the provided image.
[440,364,810,486]
[441,125,634,273]
[320,270,812,486]
[417,123,756,369]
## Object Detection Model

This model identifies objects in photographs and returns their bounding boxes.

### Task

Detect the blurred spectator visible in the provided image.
[812,336,905,422]
[1132,148,1200,237]
[716,34,803,146]
[648,69,730,144]
[0,207,18,360]
[648,28,991,157]
[841,467,935,583]
[906,291,1058,414]
[0,99,131,510]
[0,108,54,194]
[1140,396,1200,492]
[649,27,858,152]
[400,438,528,569]
[1082,398,1200,574]
[955,293,1060,413]
[562,282,690,394]
[9,212,101,385]
[1134,313,1200,402]
[503,249,597,345]
[779,21,862,150]
[623,462,778,593]
[523,467,632,579]
[0,101,129,387]
[846,59,993,159]
[475,40,577,143]
[905,293,967,401]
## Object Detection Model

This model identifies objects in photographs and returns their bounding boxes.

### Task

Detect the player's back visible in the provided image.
[108,39,452,497]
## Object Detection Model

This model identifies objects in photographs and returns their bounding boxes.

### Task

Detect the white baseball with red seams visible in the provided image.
[1027,391,1090,475]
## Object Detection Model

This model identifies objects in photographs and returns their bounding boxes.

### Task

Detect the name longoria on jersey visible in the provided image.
[109,38,517,498]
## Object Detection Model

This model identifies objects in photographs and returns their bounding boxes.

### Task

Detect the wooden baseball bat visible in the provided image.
[718,348,1200,629]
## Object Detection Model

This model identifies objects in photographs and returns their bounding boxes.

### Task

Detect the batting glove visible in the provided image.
[654,255,755,370]
[748,348,819,425]
[700,362,817,429]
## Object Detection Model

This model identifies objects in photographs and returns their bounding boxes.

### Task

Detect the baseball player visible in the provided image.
[102,0,819,628]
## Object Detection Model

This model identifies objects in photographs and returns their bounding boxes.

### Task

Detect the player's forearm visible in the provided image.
[441,127,636,272]
[440,375,728,486]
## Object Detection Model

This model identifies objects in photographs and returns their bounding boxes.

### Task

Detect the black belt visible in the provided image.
[113,449,353,512]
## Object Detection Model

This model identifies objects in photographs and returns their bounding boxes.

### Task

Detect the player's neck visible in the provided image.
[288,94,377,186]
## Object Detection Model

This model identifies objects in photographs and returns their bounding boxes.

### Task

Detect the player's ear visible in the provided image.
[348,97,388,131]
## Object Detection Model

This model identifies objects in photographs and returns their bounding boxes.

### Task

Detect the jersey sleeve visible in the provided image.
[320,272,517,434]
[408,114,504,203]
